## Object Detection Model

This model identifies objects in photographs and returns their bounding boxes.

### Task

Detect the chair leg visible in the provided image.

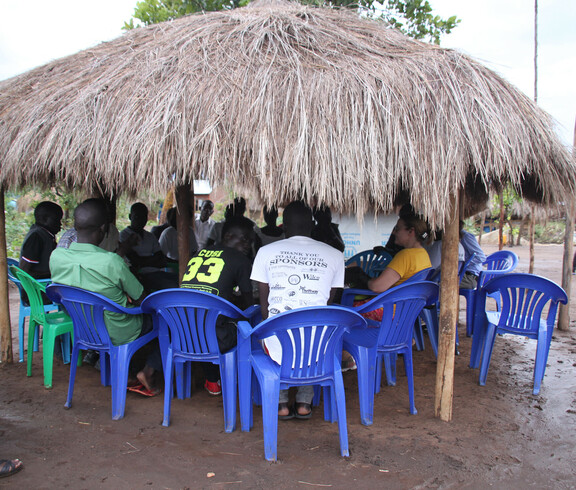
[478,324,498,386]
[18,306,26,363]
[533,331,552,395]
[403,349,417,415]
[65,345,81,409]
[383,353,397,386]
[259,375,281,462]
[238,357,254,432]
[333,376,349,457]
[421,307,438,358]
[464,290,476,337]
[162,355,175,427]
[110,348,130,420]
[27,320,38,377]
[353,346,376,426]
[413,320,425,351]
[219,353,237,433]
[42,329,55,389]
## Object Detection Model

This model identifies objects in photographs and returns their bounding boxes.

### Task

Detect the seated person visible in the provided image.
[158,207,199,262]
[206,204,234,247]
[181,217,255,395]
[50,200,162,394]
[58,198,119,252]
[459,221,487,289]
[19,201,63,279]
[254,205,284,252]
[426,229,465,271]
[346,213,432,321]
[311,205,345,253]
[119,202,178,292]
[194,200,215,250]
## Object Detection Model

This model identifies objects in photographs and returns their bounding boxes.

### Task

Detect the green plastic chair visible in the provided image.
[9,265,76,389]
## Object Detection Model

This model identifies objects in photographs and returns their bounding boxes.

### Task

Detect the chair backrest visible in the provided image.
[140,288,246,357]
[46,284,127,348]
[357,281,439,348]
[345,250,393,277]
[10,265,49,324]
[478,251,519,288]
[248,306,366,380]
[481,273,567,336]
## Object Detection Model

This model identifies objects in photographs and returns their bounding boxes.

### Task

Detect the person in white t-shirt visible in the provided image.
[251,201,345,420]
[194,200,215,250]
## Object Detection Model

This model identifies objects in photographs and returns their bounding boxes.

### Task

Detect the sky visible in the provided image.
[0,0,574,146]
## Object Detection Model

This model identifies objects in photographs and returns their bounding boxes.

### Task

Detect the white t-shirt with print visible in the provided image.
[250,235,345,364]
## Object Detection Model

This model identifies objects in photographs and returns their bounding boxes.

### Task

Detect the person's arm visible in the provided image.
[257,281,269,320]
[367,267,401,294]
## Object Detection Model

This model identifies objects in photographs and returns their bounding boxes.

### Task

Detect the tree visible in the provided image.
[124,0,460,45]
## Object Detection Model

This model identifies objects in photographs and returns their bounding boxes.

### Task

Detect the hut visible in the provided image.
[0,0,574,421]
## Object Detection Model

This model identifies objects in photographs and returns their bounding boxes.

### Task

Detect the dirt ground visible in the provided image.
[1,243,575,489]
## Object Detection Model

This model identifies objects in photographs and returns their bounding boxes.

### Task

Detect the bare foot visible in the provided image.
[136,367,160,395]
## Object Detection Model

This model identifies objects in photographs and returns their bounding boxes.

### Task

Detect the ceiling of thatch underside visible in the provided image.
[0,0,573,227]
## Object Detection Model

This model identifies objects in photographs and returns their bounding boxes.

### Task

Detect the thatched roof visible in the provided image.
[0,0,573,224]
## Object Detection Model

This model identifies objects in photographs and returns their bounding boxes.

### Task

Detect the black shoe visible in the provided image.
[83,350,99,366]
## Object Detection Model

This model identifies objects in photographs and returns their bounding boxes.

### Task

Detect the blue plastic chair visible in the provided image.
[237,306,367,461]
[10,266,73,388]
[345,250,393,278]
[7,258,56,362]
[472,273,567,395]
[342,281,438,425]
[460,250,518,337]
[141,289,260,432]
[46,284,158,420]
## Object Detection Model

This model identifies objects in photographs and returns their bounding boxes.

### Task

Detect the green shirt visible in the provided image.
[49,242,144,345]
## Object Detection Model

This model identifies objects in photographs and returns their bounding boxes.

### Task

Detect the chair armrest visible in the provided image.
[237,320,254,340]
[37,279,52,285]
[340,288,376,306]
[241,305,261,323]
[343,327,379,348]
[107,304,144,315]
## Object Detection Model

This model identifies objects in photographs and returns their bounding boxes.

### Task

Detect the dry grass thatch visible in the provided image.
[0,0,573,225]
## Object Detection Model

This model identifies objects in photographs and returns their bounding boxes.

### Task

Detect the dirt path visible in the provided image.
[1,244,575,488]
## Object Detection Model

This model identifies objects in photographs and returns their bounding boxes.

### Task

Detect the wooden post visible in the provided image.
[176,183,193,284]
[529,206,535,274]
[478,212,485,245]
[0,187,14,363]
[558,200,574,331]
[498,190,505,250]
[434,191,459,421]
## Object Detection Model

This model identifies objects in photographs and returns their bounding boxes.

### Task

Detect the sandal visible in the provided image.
[278,402,294,420]
[294,402,312,420]
[341,356,357,372]
[0,459,23,478]
[127,383,159,397]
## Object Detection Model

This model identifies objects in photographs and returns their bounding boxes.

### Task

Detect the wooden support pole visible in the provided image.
[176,183,192,284]
[529,206,535,274]
[558,199,574,331]
[498,190,504,250]
[0,187,14,363]
[434,191,459,421]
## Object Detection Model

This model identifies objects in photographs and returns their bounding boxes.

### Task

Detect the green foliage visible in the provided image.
[534,221,566,244]
[124,0,460,45]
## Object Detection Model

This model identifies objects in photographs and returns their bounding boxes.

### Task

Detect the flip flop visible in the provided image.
[127,383,158,397]
[278,403,294,420]
[0,459,23,478]
[294,402,312,420]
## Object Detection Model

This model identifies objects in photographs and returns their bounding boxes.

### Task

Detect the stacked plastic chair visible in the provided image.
[46,284,157,419]
[141,289,260,432]
[470,273,566,394]
[237,306,366,461]
[10,266,73,388]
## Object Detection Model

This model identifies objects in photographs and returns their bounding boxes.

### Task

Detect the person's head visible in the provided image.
[74,199,108,245]
[232,197,246,217]
[392,214,431,248]
[34,201,63,235]
[129,202,148,231]
[223,204,235,221]
[282,201,314,238]
[313,205,332,225]
[166,207,177,228]
[199,200,214,222]
[263,205,278,227]
[221,217,255,255]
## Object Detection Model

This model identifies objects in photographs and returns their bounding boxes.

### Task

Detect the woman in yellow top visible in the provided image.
[367,214,432,293]
[351,214,432,321]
